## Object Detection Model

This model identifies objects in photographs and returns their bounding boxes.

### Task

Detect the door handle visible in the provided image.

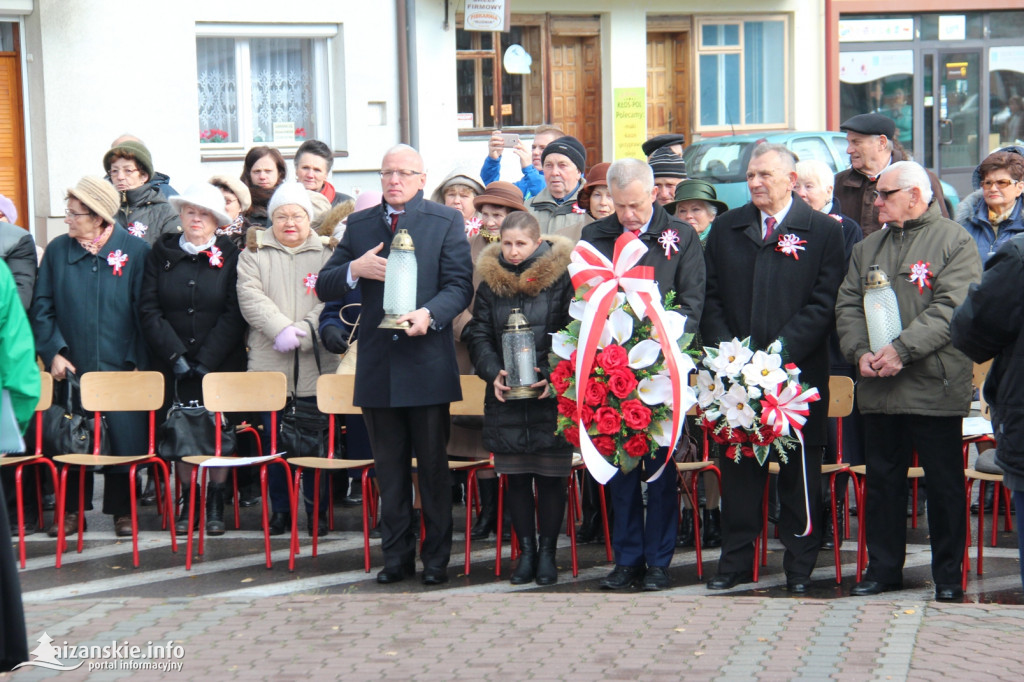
[939,119,953,145]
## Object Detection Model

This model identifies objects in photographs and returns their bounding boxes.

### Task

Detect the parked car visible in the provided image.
[683,131,960,214]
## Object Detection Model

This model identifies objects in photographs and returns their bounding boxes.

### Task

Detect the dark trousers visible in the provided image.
[0,483,28,671]
[862,414,965,586]
[718,445,822,577]
[1015,491,1024,592]
[259,402,326,517]
[506,473,566,540]
[608,451,678,568]
[363,404,452,570]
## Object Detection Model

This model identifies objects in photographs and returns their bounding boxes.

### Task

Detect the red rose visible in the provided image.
[594,406,621,435]
[583,380,609,407]
[592,435,616,457]
[570,350,578,366]
[621,399,652,431]
[729,427,748,444]
[623,433,650,458]
[563,426,580,447]
[710,426,731,445]
[557,396,578,419]
[606,367,639,399]
[579,404,595,429]
[596,344,628,372]
[550,362,572,394]
[750,424,776,446]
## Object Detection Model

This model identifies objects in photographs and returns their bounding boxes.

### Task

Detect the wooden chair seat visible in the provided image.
[448,458,492,471]
[676,460,717,473]
[181,454,281,468]
[965,469,1003,483]
[286,457,375,471]
[821,463,850,475]
[1,454,46,467]
[54,453,153,467]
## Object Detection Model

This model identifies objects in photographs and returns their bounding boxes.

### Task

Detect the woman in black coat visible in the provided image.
[139,183,247,535]
[464,211,574,585]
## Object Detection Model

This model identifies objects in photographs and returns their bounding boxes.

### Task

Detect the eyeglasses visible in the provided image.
[981,178,1021,190]
[872,187,910,202]
[109,167,140,178]
[379,169,424,180]
[64,208,92,218]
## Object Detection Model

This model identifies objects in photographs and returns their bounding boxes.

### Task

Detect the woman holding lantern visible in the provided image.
[464,211,575,585]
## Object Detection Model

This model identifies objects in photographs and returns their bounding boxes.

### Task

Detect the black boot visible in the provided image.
[206,482,226,536]
[140,468,157,506]
[470,478,498,540]
[535,536,559,586]
[510,534,537,585]
[702,508,722,548]
[342,477,362,507]
[676,508,695,548]
[174,484,194,534]
[971,483,995,514]
[576,473,603,543]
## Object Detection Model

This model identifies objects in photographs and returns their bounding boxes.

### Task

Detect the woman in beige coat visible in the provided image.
[237,182,339,536]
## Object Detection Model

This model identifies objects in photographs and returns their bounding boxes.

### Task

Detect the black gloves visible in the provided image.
[320,325,350,355]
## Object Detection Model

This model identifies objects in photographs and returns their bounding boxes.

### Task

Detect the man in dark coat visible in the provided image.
[701,143,846,593]
[581,158,706,591]
[317,145,473,585]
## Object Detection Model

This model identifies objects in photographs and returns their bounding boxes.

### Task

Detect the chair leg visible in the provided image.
[14,464,26,569]
[232,468,241,529]
[598,482,613,562]
[464,468,476,576]
[185,467,199,570]
[567,473,578,578]
[362,468,372,573]
[977,481,986,576]
[495,474,505,577]
[76,466,87,554]
[128,463,141,569]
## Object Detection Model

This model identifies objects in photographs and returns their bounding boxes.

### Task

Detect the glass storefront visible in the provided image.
[839,10,1024,196]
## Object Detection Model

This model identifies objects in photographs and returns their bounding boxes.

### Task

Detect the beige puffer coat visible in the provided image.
[237,227,339,397]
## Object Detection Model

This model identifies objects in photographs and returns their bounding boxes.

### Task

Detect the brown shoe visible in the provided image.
[47,512,80,538]
[114,515,134,538]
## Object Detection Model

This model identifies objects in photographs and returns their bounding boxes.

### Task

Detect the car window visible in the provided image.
[830,135,851,170]
[683,142,750,183]
[790,136,835,170]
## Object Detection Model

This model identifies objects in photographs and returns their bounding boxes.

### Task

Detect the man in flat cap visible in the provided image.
[643,134,686,159]
[649,147,688,207]
[834,113,948,237]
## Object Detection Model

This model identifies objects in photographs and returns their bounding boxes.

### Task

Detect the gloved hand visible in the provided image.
[273,325,308,353]
[193,362,211,377]
[320,324,350,355]
[173,356,192,380]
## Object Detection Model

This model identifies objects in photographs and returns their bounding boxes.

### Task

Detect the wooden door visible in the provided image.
[646,31,691,147]
[550,35,602,168]
[0,28,27,229]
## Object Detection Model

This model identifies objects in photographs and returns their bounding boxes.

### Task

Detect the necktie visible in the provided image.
[390,213,400,232]
[629,229,640,237]
[764,216,777,242]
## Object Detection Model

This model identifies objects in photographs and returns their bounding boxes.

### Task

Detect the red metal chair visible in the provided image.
[53,371,176,568]
[181,372,293,570]
[679,401,720,580]
[1,371,60,568]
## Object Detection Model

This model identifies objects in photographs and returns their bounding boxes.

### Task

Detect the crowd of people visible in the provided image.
[2,111,1023,605]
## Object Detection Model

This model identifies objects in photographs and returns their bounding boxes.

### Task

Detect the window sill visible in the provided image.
[457,126,541,140]
[199,146,349,163]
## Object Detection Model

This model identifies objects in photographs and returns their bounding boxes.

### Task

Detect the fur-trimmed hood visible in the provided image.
[475,234,573,298]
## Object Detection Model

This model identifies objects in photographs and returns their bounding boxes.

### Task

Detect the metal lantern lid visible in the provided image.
[504,308,531,332]
[391,228,415,251]
[865,264,891,290]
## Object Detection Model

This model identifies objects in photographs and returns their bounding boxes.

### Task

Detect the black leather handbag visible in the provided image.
[41,370,111,457]
[278,321,330,460]
[157,379,237,460]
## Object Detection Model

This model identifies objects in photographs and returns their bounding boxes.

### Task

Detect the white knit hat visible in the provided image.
[268,182,314,221]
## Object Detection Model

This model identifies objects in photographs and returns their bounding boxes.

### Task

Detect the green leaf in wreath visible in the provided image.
[753,444,770,467]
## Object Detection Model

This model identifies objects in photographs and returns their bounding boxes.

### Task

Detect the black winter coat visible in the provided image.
[580,203,706,333]
[139,234,247,392]
[951,234,1024,490]
[702,194,846,446]
[465,236,574,457]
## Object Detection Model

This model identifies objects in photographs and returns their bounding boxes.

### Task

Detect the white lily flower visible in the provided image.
[740,350,788,390]
[638,373,673,406]
[649,311,687,343]
[707,339,754,378]
[628,339,662,369]
[651,418,681,448]
[606,307,634,345]
[746,385,762,401]
[696,370,725,408]
[568,299,587,321]
[723,383,755,429]
[766,339,783,355]
[550,331,577,360]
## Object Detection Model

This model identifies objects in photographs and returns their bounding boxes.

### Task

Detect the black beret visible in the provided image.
[839,113,896,139]
[642,133,686,158]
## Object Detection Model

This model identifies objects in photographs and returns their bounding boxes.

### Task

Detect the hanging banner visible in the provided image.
[465,1,509,32]
[613,88,647,161]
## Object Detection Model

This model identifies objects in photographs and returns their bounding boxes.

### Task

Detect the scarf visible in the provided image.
[179,234,217,255]
[76,224,113,255]
[320,181,337,204]
[217,214,245,236]
[989,204,1014,232]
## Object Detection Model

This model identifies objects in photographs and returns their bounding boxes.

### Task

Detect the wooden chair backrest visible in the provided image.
[36,371,53,412]
[81,371,164,412]
[828,375,855,419]
[316,374,357,415]
[450,375,487,417]
[203,372,287,413]
[973,361,992,391]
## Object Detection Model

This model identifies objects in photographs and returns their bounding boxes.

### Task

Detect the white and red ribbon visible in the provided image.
[127,221,148,239]
[909,260,933,294]
[304,272,318,295]
[571,202,587,214]
[106,249,128,276]
[464,217,481,239]
[204,245,224,268]
[568,232,696,484]
[657,229,680,260]
[775,233,807,260]
[760,382,821,537]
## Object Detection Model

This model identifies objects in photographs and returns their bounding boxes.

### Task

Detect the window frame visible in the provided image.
[694,14,790,134]
[195,23,337,160]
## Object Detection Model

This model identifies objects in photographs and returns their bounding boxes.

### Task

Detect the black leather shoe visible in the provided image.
[786,574,812,594]
[42,493,56,511]
[421,567,449,585]
[850,580,902,596]
[707,571,753,590]
[642,566,671,591]
[377,562,415,584]
[600,564,645,590]
[268,512,290,536]
[140,475,157,506]
[934,585,964,602]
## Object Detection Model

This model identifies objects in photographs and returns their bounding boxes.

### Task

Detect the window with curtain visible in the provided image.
[696,17,788,131]
[196,30,331,148]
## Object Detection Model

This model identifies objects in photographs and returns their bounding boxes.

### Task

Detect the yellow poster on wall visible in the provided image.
[613,87,647,161]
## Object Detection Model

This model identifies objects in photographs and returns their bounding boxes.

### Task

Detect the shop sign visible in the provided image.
[465,1,509,32]
[838,18,913,43]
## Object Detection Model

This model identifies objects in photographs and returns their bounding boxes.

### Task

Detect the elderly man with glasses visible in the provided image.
[317,144,473,586]
[835,160,982,601]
